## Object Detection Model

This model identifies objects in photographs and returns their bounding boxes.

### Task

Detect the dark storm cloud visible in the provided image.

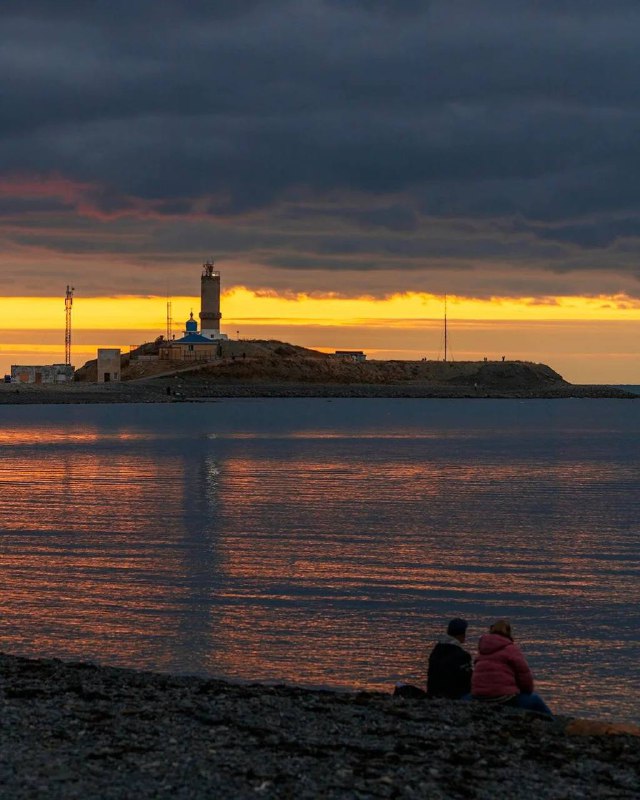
[2,0,640,294]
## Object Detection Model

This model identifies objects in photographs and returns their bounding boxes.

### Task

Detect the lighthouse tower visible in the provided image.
[199,261,227,340]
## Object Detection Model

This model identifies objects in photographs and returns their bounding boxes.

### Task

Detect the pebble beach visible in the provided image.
[1,653,638,799]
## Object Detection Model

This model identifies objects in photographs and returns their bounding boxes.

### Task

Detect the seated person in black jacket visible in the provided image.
[426,617,472,699]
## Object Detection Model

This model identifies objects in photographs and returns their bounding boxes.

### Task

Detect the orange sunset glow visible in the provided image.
[2,289,639,383]
[6,289,640,330]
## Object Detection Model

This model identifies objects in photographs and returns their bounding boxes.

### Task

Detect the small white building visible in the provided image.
[97,348,121,383]
[11,364,75,384]
[334,350,367,363]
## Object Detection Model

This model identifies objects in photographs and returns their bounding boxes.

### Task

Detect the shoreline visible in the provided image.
[0,380,637,404]
[1,652,638,799]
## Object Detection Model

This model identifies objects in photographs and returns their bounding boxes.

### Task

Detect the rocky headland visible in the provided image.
[0,340,636,403]
[1,653,638,799]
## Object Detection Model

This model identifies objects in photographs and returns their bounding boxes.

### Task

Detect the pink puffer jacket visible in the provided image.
[471,633,534,697]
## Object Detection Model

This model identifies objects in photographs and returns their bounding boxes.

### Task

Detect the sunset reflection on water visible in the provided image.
[0,400,638,723]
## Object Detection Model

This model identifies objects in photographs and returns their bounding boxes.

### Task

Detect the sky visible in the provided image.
[2,1,640,382]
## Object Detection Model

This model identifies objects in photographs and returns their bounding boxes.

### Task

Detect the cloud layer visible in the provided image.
[2,1,640,297]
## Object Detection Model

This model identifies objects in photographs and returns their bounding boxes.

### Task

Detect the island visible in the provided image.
[1,339,636,403]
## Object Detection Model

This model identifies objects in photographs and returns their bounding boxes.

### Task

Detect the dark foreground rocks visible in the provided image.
[1,654,638,799]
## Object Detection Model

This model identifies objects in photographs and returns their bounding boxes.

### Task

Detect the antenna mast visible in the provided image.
[166,299,172,340]
[444,293,448,362]
[64,285,74,365]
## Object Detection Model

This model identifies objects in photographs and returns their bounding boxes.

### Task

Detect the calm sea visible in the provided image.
[1,398,639,723]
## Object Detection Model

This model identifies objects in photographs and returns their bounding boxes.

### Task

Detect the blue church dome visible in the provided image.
[185,312,198,333]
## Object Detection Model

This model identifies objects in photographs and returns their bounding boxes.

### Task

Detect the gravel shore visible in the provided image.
[1,653,638,799]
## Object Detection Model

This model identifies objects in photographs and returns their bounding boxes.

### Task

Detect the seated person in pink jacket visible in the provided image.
[471,619,552,715]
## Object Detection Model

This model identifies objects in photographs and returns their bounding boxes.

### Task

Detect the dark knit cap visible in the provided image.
[447,618,468,636]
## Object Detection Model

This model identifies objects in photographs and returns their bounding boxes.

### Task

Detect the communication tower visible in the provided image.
[166,299,173,341]
[441,293,454,362]
[444,293,448,362]
[65,285,74,365]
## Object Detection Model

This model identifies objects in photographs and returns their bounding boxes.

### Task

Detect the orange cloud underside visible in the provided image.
[4,289,640,332]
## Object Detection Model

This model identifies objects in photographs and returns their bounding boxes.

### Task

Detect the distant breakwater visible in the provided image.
[0,380,637,404]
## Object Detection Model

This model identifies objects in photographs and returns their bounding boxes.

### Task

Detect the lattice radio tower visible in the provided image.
[444,293,448,362]
[166,299,173,341]
[65,285,74,365]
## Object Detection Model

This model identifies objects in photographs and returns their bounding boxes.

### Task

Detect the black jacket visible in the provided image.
[426,636,472,699]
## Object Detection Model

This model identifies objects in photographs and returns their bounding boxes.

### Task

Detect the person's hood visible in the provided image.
[477,633,513,655]
[436,634,464,648]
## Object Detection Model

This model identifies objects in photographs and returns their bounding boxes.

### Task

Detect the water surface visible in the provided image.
[1,399,638,722]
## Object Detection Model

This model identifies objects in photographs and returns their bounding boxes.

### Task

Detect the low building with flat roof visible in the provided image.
[11,364,75,384]
[334,350,367,362]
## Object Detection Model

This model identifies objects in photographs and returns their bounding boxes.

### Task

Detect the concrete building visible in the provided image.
[97,348,121,382]
[199,261,228,341]
[11,364,75,384]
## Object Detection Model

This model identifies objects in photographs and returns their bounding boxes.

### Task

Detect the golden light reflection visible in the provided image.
[2,416,638,721]
[0,428,174,445]
[0,452,183,533]
[201,447,640,709]
[0,428,190,668]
